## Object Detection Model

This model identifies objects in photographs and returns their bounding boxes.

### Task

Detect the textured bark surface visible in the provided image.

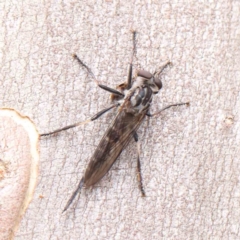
[1,1,240,239]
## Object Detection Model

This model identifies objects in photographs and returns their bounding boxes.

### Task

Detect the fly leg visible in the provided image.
[133,132,146,197]
[76,30,137,100]
[41,31,137,137]
[73,54,124,98]
[41,53,123,137]
[40,103,119,137]
[62,177,84,213]
[111,30,137,101]
[126,30,137,89]
[146,102,190,117]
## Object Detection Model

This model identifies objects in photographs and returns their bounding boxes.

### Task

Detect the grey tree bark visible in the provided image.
[1,0,240,239]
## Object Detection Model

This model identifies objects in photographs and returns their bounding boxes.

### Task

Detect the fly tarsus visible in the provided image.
[72,54,97,83]
[40,120,90,137]
[62,178,85,213]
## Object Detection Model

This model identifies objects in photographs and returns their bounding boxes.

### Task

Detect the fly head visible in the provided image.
[136,69,163,94]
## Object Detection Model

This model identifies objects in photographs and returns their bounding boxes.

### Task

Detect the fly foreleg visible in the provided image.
[146,102,189,117]
[133,132,146,197]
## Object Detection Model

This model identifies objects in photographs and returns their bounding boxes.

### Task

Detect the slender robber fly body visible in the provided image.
[41,31,189,212]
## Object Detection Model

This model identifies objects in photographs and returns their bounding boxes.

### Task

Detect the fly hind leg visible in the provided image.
[40,103,119,137]
[133,132,146,197]
[41,30,138,137]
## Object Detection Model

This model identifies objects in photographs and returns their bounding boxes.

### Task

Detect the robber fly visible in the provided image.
[41,31,189,212]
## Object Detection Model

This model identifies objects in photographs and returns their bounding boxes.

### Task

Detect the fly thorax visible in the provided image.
[128,86,153,113]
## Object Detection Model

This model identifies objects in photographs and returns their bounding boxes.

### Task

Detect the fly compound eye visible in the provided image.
[137,70,153,79]
[153,77,162,90]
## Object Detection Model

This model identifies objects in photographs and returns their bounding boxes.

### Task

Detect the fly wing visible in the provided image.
[83,107,148,187]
